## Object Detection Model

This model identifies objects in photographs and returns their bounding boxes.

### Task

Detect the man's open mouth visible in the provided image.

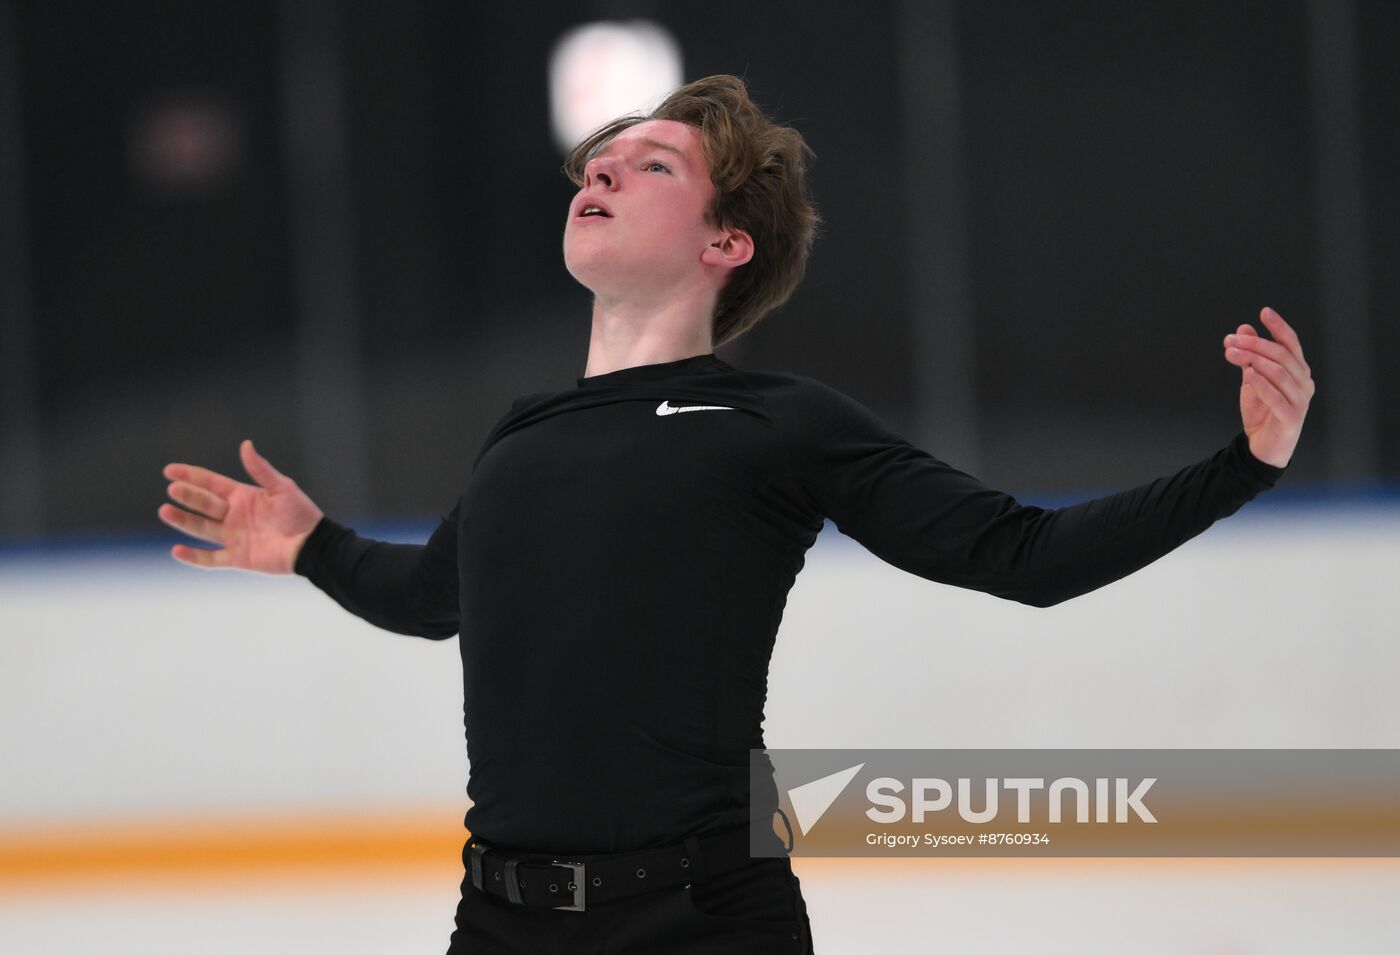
[574,198,614,219]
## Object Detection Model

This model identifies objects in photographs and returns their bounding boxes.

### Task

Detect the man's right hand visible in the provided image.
[158,440,325,574]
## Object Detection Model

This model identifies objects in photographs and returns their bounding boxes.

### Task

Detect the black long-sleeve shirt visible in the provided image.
[295,352,1286,854]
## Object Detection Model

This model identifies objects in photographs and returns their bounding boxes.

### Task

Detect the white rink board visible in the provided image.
[2,506,1397,823]
[2,505,1399,952]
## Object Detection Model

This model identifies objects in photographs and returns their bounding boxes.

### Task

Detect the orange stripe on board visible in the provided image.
[0,807,467,891]
[3,809,1399,893]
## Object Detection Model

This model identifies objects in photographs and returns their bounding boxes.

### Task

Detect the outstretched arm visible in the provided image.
[158,441,458,639]
[788,308,1311,608]
[291,509,459,640]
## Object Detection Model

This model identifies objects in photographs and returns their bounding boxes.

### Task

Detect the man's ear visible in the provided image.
[701,226,754,270]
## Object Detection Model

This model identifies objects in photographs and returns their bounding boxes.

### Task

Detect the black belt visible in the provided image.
[466,816,791,913]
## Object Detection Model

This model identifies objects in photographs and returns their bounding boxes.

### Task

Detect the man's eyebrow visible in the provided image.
[598,136,691,167]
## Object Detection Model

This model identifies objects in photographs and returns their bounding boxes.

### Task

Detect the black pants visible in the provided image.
[446,847,816,953]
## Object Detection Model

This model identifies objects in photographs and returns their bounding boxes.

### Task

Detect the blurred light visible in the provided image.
[548,20,683,155]
[128,92,244,197]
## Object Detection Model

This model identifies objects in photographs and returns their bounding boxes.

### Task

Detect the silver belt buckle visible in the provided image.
[551,860,586,911]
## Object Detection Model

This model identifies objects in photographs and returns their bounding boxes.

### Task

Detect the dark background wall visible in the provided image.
[2,0,1393,539]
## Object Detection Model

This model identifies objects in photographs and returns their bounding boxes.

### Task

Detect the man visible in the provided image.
[157,75,1314,954]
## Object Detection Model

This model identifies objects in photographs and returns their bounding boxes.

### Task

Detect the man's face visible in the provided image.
[563,119,721,297]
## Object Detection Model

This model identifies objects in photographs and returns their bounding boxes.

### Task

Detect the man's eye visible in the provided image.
[645,161,670,173]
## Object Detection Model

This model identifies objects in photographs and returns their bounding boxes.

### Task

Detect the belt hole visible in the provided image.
[635,867,646,879]
[493,872,501,881]
[591,876,602,886]
[680,857,690,868]
[549,884,558,893]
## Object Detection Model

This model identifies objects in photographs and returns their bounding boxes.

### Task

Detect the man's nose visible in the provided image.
[585,157,617,189]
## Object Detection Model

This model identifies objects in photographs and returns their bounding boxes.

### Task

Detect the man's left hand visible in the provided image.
[1222,306,1315,469]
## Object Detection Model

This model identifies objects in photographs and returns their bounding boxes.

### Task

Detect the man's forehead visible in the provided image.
[601,120,701,163]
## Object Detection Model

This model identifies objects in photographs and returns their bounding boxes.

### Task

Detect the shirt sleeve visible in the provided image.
[292,502,461,638]
[784,380,1287,608]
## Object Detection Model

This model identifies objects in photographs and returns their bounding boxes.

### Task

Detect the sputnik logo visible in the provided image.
[787,763,866,836]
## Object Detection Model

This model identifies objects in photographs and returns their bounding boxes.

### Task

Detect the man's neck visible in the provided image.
[581,291,715,379]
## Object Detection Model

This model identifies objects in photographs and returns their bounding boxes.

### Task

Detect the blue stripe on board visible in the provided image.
[1,485,1398,561]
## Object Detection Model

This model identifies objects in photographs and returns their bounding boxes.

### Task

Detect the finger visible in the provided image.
[158,502,228,545]
[1231,349,1306,408]
[163,462,241,497]
[167,480,230,521]
[1243,366,1294,421]
[1249,312,1312,381]
[1223,332,1312,389]
[1260,307,1307,363]
[171,543,232,570]
[1225,339,1315,405]
[239,439,285,489]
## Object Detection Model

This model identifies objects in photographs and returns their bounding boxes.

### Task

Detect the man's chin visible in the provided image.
[563,257,599,293]
[563,251,623,294]
[564,250,684,300]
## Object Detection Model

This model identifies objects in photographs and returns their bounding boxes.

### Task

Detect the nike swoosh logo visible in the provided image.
[655,400,735,416]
